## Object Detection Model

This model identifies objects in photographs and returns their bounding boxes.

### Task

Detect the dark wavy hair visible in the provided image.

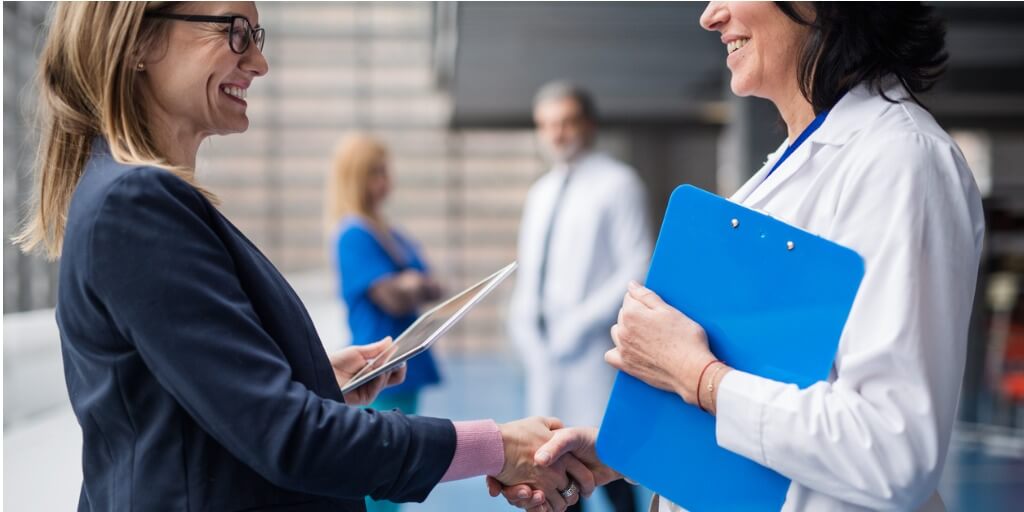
[774,2,948,114]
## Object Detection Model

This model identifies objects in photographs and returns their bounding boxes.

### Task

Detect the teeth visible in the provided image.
[222,86,247,100]
[727,38,750,54]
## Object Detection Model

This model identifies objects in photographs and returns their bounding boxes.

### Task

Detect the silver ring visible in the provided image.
[559,480,579,500]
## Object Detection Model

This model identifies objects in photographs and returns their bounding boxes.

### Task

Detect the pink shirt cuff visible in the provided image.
[440,419,505,482]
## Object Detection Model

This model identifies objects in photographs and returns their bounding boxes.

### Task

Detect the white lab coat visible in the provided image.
[508,151,653,428]
[659,83,985,512]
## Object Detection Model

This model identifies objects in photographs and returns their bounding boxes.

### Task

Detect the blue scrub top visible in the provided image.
[335,216,441,395]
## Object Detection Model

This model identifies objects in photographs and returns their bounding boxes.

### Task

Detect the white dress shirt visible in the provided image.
[508,151,653,427]
[661,83,985,512]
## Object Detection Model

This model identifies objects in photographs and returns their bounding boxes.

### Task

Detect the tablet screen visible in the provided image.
[342,262,516,393]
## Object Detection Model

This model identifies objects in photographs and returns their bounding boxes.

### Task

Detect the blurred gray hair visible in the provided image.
[532,81,598,123]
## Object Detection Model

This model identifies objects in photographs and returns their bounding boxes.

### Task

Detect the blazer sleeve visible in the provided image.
[87,167,456,502]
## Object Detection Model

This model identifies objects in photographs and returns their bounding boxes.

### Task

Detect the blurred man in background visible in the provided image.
[508,81,652,512]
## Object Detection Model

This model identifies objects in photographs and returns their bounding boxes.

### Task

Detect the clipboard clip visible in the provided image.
[730,217,795,251]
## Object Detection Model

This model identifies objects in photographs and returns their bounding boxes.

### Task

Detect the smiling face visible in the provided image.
[139,1,268,141]
[699,2,808,104]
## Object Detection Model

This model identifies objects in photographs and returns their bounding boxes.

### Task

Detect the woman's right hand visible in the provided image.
[489,426,621,511]
[607,281,721,407]
[491,418,600,512]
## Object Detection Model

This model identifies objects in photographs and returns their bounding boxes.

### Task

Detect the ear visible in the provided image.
[582,119,598,144]
[133,18,172,71]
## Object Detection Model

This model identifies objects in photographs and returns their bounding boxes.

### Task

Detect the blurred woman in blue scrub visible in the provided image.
[325,133,444,512]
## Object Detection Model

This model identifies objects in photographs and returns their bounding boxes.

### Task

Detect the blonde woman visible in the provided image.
[15,3,596,511]
[325,134,444,512]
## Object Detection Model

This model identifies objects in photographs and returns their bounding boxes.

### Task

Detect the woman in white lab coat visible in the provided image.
[492,2,986,511]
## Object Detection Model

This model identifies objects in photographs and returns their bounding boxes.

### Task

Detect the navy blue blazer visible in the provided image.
[56,140,456,511]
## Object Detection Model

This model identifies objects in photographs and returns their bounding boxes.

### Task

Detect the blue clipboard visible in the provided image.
[596,185,864,511]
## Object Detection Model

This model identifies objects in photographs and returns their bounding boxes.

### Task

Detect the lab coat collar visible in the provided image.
[733,80,907,206]
[548,148,598,180]
[731,143,786,204]
[807,79,909,147]
[565,148,598,171]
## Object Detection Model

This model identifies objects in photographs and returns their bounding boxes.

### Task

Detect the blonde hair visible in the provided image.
[324,132,389,233]
[14,1,212,260]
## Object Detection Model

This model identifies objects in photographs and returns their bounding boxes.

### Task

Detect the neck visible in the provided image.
[557,146,589,168]
[364,206,384,226]
[774,86,816,143]
[148,110,204,172]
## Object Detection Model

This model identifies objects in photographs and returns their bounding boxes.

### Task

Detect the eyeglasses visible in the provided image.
[146,13,265,55]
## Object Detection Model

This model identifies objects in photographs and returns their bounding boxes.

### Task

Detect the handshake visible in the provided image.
[489,418,621,512]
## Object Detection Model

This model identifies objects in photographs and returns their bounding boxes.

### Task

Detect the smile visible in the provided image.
[727,38,750,54]
[221,85,248,102]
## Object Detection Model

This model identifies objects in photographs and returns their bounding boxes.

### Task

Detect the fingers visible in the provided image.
[386,364,407,386]
[486,476,501,497]
[564,455,596,499]
[545,487,568,512]
[527,502,550,512]
[529,490,546,509]
[362,374,387,403]
[355,337,393,358]
[500,484,544,509]
[535,428,584,466]
[604,348,624,370]
[541,416,564,431]
[610,324,623,348]
[627,280,665,310]
[543,467,577,511]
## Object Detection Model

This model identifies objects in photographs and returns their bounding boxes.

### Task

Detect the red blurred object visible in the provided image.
[1002,323,1024,401]
[1004,373,1024,401]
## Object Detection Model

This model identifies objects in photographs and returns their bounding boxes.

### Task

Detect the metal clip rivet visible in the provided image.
[786,241,795,251]
[731,218,739,228]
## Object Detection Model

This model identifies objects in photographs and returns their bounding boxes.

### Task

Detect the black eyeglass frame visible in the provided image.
[146,13,265,55]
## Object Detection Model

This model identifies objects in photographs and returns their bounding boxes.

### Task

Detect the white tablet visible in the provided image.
[340,261,517,394]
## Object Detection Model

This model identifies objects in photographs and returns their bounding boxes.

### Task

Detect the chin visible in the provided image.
[729,75,756,97]
[219,119,250,135]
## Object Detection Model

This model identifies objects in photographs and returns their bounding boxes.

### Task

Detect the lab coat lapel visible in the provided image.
[739,82,898,208]
[742,138,820,207]
[730,143,785,204]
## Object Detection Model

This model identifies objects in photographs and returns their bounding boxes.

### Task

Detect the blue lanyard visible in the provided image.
[766,109,830,179]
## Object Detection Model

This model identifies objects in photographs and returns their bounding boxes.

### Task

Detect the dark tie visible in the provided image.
[537,166,572,339]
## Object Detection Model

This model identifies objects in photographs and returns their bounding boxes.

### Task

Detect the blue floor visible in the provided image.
[395,353,1024,512]
[939,444,1024,511]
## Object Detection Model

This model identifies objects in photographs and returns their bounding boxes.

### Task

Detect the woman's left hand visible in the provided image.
[330,337,407,406]
[607,281,716,405]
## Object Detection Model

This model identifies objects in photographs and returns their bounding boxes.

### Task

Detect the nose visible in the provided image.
[552,123,568,142]
[700,2,728,32]
[241,43,269,77]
